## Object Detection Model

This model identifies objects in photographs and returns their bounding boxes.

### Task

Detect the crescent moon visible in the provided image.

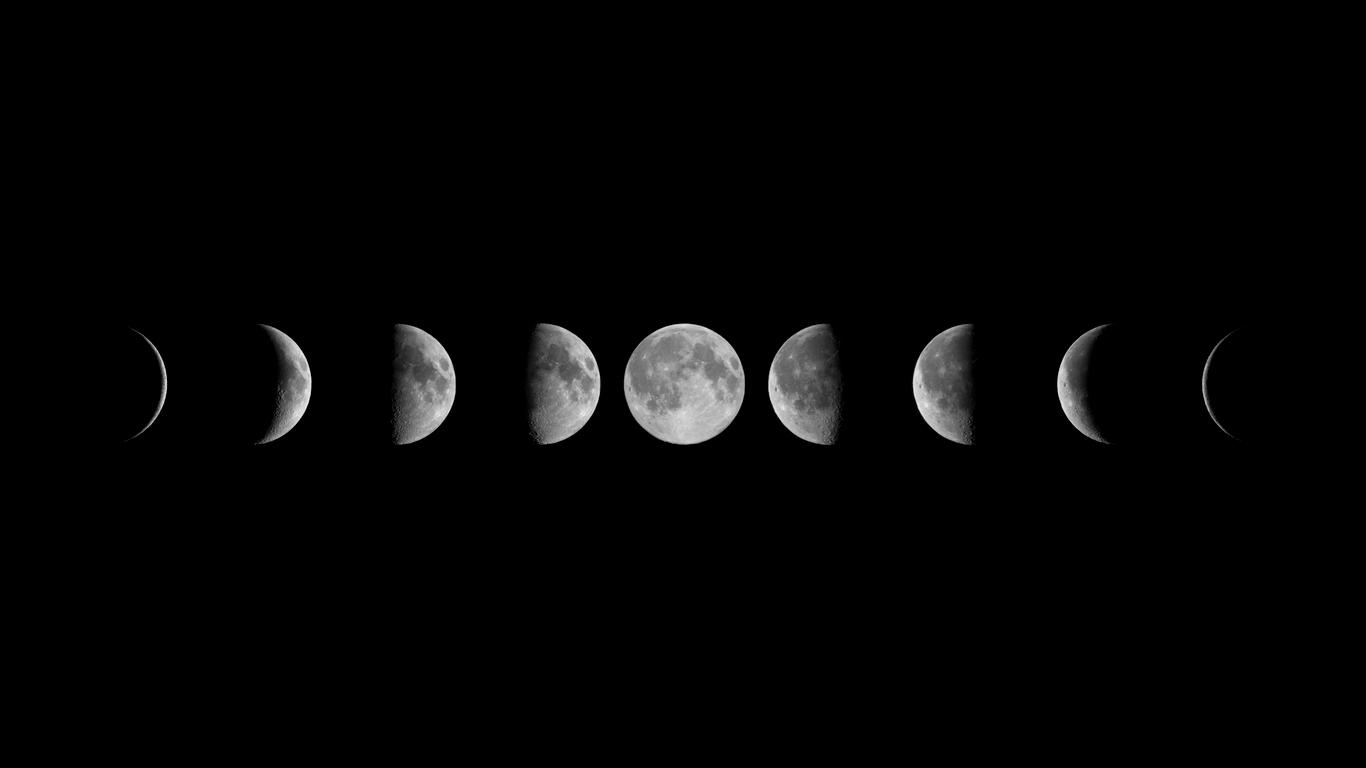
[259,324,311,444]
[1203,329,1238,440]
[127,327,167,442]
[1057,324,1110,444]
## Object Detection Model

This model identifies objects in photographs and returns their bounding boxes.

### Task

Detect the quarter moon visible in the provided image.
[912,324,977,445]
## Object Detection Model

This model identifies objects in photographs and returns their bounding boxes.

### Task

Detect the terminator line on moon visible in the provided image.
[625,324,745,444]
[913,324,977,445]
[392,324,456,445]
[527,323,600,444]
[769,324,842,445]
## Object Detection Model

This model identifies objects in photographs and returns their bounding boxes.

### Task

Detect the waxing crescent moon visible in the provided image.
[127,327,168,442]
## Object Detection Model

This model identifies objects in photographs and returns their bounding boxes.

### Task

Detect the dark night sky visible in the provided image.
[30,49,1350,716]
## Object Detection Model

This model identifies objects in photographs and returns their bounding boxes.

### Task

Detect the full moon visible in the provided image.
[769,324,842,445]
[527,323,599,444]
[392,324,455,445]
[913,324,977,445]
[624,324,744,445]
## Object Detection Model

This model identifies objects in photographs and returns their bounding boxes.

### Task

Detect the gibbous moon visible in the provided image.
[624,324,745,445]
[769,324,842,445]
[392,324,455,445]
[913,324,977,445]
[527,324,599,444]
[259,325,311,444]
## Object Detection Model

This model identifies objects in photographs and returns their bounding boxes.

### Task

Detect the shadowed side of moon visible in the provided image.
[215,324,311,444]
[92,326,168,442]
[392,324,456,445]
[1202,326,1301,444]
[527,324,599,444]
[1057,323,1165,446]
[624,323,744,445]
[913,324,977,445]
[769,324,842,445]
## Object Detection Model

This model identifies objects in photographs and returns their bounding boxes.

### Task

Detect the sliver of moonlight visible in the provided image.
[624,324,744,444]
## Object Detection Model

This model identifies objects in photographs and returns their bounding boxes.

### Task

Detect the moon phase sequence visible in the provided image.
[100,322,1269,447]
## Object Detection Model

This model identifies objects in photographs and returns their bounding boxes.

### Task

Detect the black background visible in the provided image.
[25,21,1352,733]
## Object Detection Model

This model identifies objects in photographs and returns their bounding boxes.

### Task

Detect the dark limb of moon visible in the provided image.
[93,326,167,443]
[527,324,600,444]
[1202,325,1298,443]
[1057,323,1168,446]
[215,324,311,444]
[769,324,842,445]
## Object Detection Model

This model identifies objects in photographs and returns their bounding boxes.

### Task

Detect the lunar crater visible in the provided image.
[527,324,600,444]
[625,324,744,445]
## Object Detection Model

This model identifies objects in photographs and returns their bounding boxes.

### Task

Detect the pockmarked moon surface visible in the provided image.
[527,323,599,444]
[104,326,167,442]
[625,324,744,445]
[1057,324,1110,443]
[257,325,312,444]
[913,324,977,445]
[1057,323,1158,445]
[769,324,842,445]
[392,324,455,445]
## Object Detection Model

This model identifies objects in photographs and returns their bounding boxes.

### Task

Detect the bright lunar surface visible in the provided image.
[392,324,455,445]
[259,325,311,444]
[769,324,842,445]
[527,323,599,444]
[1057,324,1111,444]
[625,324,744,445]
[913,324,977,445]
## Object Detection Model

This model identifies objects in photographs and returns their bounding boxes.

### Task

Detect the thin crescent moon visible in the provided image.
[1203,329,1238,440]
[127,327,167,442]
